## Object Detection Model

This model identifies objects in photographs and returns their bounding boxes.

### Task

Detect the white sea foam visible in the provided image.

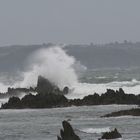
[16,46,78,89]
[0,98,9,106]
[18,92,38,99]
[95,76,107,79]
[80,127,111,134]
[0,92,38,107]
[0,83,9,93]
[66,79,140,99]
[1,46,140,100]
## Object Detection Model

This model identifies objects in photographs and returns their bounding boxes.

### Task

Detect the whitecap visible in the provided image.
[79,127,111,134]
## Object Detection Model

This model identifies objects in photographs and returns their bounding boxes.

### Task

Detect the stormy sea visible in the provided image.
[0,43,140,139]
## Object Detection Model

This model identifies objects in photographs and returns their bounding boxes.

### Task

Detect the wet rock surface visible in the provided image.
[1,93,69,109]
[99,128,122,139]
[57,121,80,140]
[102,108,140,117]
[1,76,140,109]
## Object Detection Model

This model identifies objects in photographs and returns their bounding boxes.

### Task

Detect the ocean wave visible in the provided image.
[79,127,110,134]
[1,47,140,101]
[95,76,107,79]
[1,78,140,100]
[66,79,140,99]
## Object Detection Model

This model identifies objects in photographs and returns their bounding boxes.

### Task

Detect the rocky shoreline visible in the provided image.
[1,76,140,109]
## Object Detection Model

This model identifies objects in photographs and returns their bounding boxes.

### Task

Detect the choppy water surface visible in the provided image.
[0,105,139,140]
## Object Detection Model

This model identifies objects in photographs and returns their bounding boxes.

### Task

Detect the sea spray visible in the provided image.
[0,83,10,93]
[1,46,140,99]
[17,46,79,89]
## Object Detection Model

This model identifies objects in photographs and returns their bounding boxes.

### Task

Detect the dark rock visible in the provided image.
[1,76,70,109]
[1,93,69,109]
[63,87,69,95]
[118,88,125,94]
[1,97,21,109]
[36,75,62,95]
[100,128,122,139]
[102,108,140,117]
[37,75,56,94]
[2,77,140,109]
[69,88,140,106]
[57,121,80,140]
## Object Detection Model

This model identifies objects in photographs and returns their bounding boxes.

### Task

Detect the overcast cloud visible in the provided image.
[0,0,140,46]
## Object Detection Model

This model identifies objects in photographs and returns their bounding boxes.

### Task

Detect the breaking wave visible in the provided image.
[16,46,79,89]
[66,79,140,99]
[0,46,140,100]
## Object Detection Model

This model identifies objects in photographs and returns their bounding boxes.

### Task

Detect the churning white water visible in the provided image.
[0,46,78,92]
[16,46,78,89]
[66,79,140,99]
[79,127,111,134]
[1,46,140,99]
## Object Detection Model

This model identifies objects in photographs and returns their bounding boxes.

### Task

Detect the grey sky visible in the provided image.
[0,0,140,46]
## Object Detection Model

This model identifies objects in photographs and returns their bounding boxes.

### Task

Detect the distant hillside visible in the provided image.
[0,42,140,75]
[66,43,140,69]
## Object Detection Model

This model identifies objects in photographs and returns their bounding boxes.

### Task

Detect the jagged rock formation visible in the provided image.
[1,76,140,109]
[2,87,140,109]
[36,76,59,95]
[36,76,69,95]
[99,128,122,139]
[1,93,68,109]
[0,75,69,100]
[1,76,70,109]
[57,121,80,140]
[70,88,140,106]
[57,121,122,140]
[102,108,140,117]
